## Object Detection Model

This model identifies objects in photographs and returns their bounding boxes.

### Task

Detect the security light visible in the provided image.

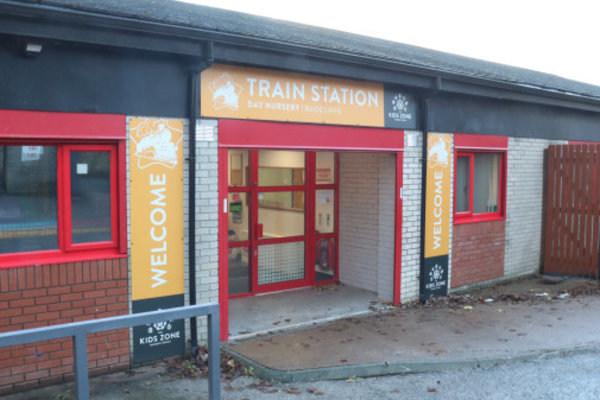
[24,42,42,57]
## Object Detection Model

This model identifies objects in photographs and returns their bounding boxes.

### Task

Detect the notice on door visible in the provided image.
[422,133,451,300]
[129,117,185,363]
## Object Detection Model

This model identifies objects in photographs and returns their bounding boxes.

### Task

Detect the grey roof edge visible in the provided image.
[4,0,600,104]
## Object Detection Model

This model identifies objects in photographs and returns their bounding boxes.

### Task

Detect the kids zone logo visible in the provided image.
[139,319,181,346]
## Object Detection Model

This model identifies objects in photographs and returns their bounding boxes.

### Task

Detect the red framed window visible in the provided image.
[0,142,123,267]
[0,110,126,268]
[454,134,507,224]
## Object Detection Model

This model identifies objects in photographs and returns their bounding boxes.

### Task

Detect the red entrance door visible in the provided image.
[226,150,339,298]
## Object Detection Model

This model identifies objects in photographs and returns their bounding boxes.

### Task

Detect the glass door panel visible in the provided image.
[315,238,336,283]
[258,150,305,186]
[315,190,334,234]
[258,241,305,285]
[228,192,249,241]
[316,152,335,184]
[258,191,305,238]
[228,247,251,295]
[228,150,249,187]
[227,149,251,296]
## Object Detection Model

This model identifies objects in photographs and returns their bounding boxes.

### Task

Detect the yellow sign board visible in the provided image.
[201,64,384,127]
[424,133,452,258]
[130,118,184,301]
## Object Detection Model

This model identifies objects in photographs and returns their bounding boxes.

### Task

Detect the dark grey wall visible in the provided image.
[0,35,189,117]
[430,94,600,141]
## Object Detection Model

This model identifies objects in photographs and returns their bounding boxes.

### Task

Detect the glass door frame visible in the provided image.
[225,149,339,299]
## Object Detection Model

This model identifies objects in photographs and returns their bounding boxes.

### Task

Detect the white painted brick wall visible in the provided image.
[504,137,567,278]
[377,153,396,302]
[401,131,423,303]
[339,153,380,293]
[194,119,220,341]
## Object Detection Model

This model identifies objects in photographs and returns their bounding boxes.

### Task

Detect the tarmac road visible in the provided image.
[7,350,600,399]
[216,351,600,400]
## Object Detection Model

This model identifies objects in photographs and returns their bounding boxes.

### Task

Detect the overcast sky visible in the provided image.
[179,0,600,87]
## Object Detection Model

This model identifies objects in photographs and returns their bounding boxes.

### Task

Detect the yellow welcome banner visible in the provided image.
[424,133,452,258]
[130,118,184,301]
[201,64,384,127]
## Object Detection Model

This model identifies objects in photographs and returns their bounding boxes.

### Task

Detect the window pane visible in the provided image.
[70,151,112,244]
[228,192,249,242]
[456,156,470,213]
[315,238,336,282]
[0,146,58,254]
[316,152,335,184]
[258,150,305,186]
[229,247,250,295]
[315,190,335,234]
[258,191,305,237]
[473,153,500,214]
[228,150,249,187]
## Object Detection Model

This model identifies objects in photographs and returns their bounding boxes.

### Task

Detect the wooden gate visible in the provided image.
[543,144,600,277]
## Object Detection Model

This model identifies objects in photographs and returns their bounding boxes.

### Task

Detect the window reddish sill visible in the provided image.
[0,249,127,270]
[454,214,505,225]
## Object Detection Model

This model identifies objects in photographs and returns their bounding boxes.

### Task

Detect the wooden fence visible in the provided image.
[543,144,600,278]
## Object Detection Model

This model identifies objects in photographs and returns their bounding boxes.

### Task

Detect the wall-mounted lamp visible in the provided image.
[24,42,43,57]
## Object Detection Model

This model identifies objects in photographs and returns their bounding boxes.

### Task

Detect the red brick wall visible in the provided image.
[451,220,505,288]
[0,258,130,395]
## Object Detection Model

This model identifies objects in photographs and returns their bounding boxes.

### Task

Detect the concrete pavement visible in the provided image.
[3,275,600,399]
[226,276,600,382]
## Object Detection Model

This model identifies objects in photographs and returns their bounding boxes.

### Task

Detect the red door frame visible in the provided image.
[218,120,404,341]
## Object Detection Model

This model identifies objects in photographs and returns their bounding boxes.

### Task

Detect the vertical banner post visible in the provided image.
[421,133,451,300]
[129,118,186,362]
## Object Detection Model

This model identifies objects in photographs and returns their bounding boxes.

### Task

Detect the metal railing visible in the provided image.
[0,304,220,400]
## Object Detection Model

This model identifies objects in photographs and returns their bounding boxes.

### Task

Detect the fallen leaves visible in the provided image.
[307,387,325,395]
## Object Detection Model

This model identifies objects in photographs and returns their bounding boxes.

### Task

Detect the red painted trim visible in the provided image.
[249,151,259,294]
[453,149,506,224]
[219,119,404,151]
[393,151,403,306]
[228,240,251,248]
[0,250,126,270]
[255,278,311,294]
[454,133,508,150]
[306,152,316,284]
[334,152,340,281]
[256,185,306,192]
[118,141,127,254]
[218,147,230,342]
[0,109,125,139]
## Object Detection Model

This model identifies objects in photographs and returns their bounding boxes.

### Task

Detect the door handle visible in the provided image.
[256,223,264,238]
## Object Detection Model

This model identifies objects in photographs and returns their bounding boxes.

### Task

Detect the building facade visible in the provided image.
[1,0,600,394]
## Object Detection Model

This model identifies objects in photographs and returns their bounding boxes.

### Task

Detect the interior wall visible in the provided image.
[339,152,395,301]
[377,153,396,302]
